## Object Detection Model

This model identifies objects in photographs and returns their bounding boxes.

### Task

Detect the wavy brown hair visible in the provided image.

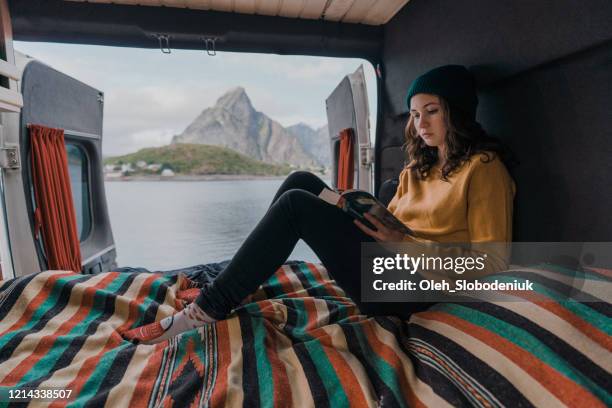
[404,98,516,181]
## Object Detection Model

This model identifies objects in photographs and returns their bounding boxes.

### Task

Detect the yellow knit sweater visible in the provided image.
[387,153,515,273]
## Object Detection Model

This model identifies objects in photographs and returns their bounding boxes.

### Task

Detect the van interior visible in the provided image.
[0,1,610,406]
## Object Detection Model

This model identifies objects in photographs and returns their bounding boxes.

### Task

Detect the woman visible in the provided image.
[122,64,515,344]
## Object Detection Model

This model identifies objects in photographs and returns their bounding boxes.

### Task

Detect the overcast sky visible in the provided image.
[14,41,377,157]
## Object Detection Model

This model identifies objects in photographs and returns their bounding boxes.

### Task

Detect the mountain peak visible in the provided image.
[216,86,253,112]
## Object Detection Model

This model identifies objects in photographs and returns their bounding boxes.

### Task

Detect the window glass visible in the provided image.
[66,143,91,241]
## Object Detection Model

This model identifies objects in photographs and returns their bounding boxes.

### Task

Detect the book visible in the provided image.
[318,188,413,235]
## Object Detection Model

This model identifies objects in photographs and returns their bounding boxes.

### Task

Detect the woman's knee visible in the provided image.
[287,170,316,181]
[276,189,325,223]
[283,171,322,191]
[271,172,325,209]
[277,188,311,208]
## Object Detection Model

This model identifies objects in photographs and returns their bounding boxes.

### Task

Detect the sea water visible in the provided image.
[105,178,324,271]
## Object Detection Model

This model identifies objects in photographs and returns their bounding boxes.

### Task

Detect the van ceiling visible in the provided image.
[65,0,409,26]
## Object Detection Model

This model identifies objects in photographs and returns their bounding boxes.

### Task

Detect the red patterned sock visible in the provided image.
[121,302,214,344]
[177,287,201,304]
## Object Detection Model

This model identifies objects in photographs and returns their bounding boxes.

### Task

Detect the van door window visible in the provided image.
[66,143,91,241]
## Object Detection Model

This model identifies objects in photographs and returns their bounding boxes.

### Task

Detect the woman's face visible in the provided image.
[409,93,448,148]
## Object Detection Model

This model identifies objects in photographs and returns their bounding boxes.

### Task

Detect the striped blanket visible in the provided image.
[0,263,609,407]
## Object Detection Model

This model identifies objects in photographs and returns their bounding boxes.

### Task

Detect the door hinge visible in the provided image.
[0,144,20,169]
[359,144,374,167]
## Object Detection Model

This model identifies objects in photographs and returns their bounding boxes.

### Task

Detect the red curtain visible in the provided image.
[29,124,82,272]
[337,128,355,191]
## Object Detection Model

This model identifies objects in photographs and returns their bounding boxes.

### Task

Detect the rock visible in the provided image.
[286,123,331,168]
[172,87,329,168]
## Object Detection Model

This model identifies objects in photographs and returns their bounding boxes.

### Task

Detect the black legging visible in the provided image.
[195,171,431,320]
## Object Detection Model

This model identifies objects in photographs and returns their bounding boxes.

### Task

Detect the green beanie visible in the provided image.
[406,65,478,120]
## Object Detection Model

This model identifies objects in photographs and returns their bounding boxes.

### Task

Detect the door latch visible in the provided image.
[0,144,19,169]
[359,144,374,167]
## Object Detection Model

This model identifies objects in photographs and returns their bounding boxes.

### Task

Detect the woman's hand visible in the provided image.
[354,213,407,242]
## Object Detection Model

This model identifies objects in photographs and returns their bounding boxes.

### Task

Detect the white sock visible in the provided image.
[123,302,216,344]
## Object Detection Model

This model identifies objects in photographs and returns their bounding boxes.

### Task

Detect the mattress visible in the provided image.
[0,262,609,407]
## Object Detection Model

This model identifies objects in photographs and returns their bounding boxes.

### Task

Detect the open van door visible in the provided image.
[326,65,373,193]
[0,0,31,280]
[16,60,118,276]
[0,0,116,278]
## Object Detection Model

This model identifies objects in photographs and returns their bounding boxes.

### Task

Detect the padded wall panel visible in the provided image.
[382,0,612,116]
[378,0,612,241]
[478,44,612,241]
[379,138,406,183]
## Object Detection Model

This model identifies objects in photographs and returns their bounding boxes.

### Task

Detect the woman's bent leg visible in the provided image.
[269,170,330,206]
[195,188,370,318]
[122,173,331,344]
[199,189,430,320]
[123,177,430,343]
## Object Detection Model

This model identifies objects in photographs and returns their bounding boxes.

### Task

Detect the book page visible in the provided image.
[318,188,341,206]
